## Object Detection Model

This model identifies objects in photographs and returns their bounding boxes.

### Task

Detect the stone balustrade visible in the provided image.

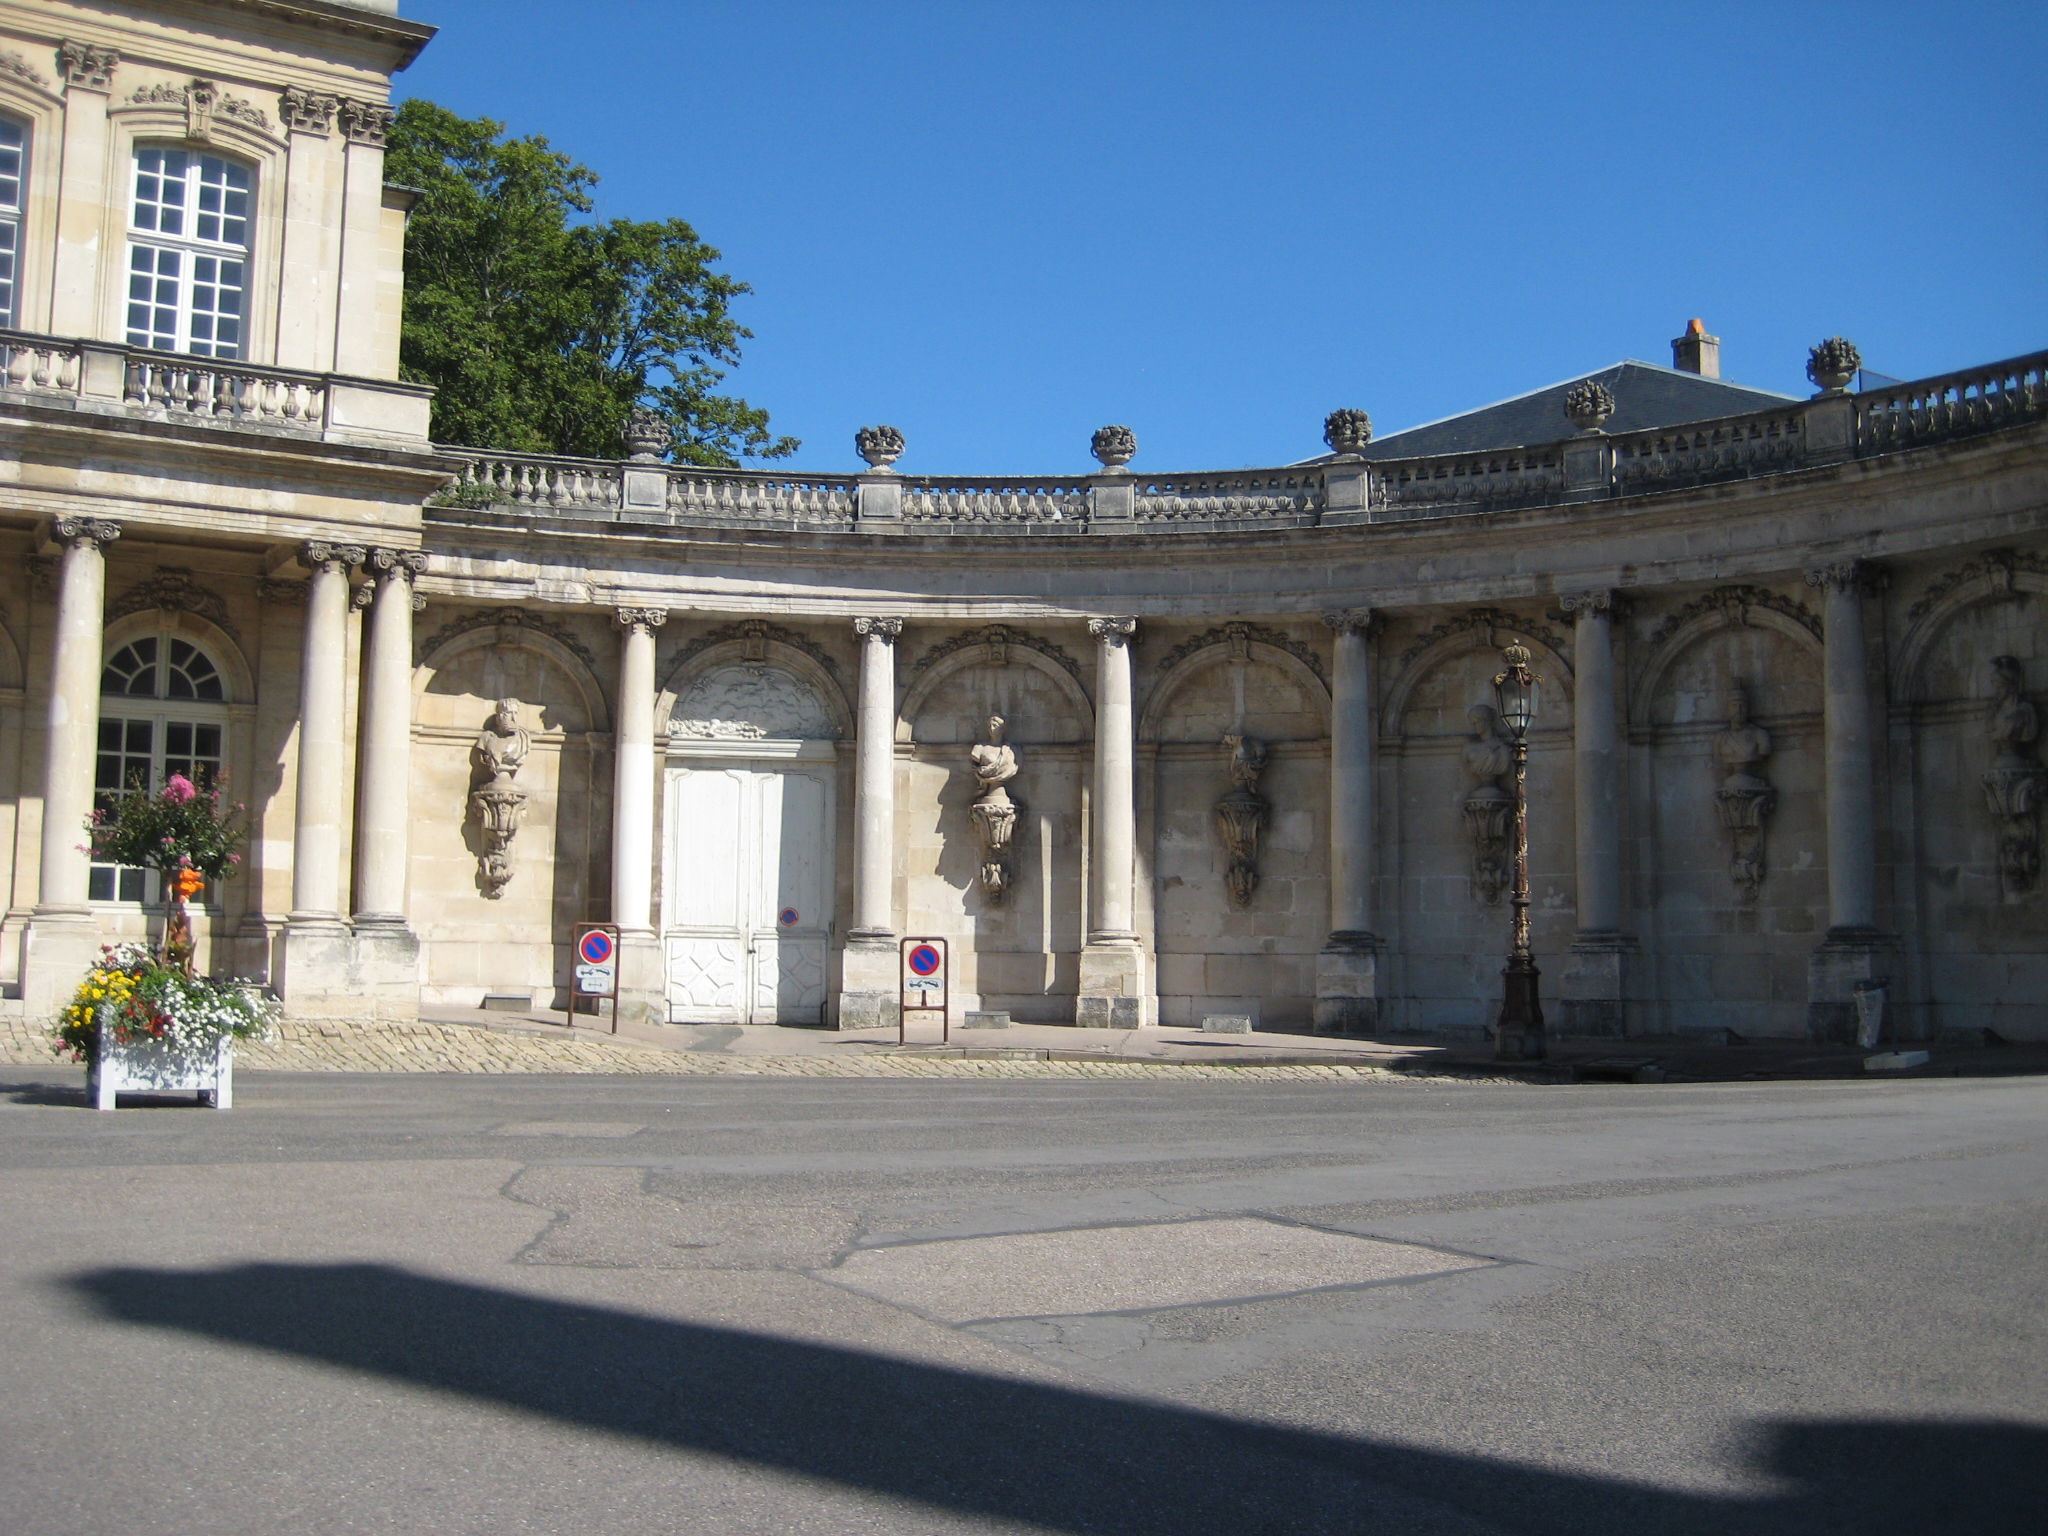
[0,327,432,444]
[333,346,2048,530]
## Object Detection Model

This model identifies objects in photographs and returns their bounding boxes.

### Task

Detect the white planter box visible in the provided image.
[88,1028,233,1110]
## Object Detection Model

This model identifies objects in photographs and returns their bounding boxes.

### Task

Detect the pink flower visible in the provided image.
[227,853,242,866]
[161,774,197,805]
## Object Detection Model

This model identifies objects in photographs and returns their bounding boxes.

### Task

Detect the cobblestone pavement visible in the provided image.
[0,1015,1410,1083]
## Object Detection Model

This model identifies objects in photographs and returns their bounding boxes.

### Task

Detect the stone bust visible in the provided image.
[1988,655,2038,765]
[1462,704,1512,797]
[970,714,1019,799]
[475,698,530,790]
[1715,692,1773,791]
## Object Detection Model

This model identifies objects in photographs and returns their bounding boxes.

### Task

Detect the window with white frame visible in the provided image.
[91,635,229,903]
[126,147,250,358]
[0,117,25,328]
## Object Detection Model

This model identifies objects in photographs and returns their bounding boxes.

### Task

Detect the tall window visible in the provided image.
[126,147,249,358]
[91,635,228,903]
[0,117,24,327]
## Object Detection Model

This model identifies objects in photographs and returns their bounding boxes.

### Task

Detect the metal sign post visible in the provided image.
[898,936,949,1045]
[573,923,621,1031]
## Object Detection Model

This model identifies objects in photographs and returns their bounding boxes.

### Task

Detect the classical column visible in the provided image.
[35,518,120,915]
[1804,560,1894,1041]
[288,542,361,924]
[610,607,667,1029]
[1315,608,1380,1033]
[1078,617,1148,1027]
[352,548,426,924]
[851,616,903,939]
[1558,589,1635,1037]
[275,541,363,1019]
[835,616,903,1031]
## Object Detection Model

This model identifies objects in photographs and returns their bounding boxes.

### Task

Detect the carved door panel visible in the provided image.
[665,760,833,1025]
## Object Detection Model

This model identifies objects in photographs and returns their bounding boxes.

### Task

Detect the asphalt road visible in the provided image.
[1,1065,2042,1535]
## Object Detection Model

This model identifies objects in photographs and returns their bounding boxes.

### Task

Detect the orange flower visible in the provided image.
[174,868,206,900]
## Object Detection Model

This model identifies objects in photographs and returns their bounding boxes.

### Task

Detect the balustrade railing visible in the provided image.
[1856,353,2048,453]
[447,451,621,510]
[900,476,1090,524]
[0,333,82,393]
[1133,470,1323,521]
[1372,450,1563,510]
[123,353,326,427]
[1611,408,1807,492]
[667,470,856,521]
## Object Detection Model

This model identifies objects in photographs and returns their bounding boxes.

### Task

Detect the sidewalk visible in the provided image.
[5,1003,2038,1083]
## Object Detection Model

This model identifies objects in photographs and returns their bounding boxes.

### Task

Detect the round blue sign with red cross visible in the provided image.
[578,929,615,966]
[907,943,942,977]
[779,908,799,927]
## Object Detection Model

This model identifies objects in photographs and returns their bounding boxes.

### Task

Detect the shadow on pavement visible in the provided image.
[68,1262,2044,1535]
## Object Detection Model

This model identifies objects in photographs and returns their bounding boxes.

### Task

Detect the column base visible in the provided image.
[1558,932,1638,1038]
[22,909,101,1018]
[1808,929,1900,1044]
[614,929,665,1031]
[834,934,900,1031]
[1077,939,1149,1028]
[277,918,369,1022]
[351,919,420,1022]
[1314,933,1380,1035]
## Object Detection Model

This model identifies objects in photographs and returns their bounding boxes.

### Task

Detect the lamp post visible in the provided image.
[1493,641,1546,1061]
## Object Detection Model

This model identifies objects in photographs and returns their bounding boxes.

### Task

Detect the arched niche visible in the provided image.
[1139,637,1329,744]
[660,640,849,742]
[1388,633,1575,741]
[1631,603,1818,727]
[415,624,608,735]
[0,614,28,692]
[902,647,1091,746]
[1897,564,2048,705]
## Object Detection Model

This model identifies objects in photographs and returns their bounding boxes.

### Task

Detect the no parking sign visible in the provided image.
[574,924,619,998]
[898,936,949,1044]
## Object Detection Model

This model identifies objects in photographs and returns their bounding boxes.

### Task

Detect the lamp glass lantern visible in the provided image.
[1494,645,1539,739]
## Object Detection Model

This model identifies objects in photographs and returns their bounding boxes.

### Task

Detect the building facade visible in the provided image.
[1,1,2043,1045]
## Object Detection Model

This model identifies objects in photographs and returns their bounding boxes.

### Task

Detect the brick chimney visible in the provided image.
[1671,317,1720,378]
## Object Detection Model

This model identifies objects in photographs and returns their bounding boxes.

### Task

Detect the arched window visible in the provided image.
[126,146,250,358]
[91,634,230,903]
[0,117,25,327]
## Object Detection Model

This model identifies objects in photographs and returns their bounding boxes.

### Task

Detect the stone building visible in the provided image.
[0,0,2043,1046]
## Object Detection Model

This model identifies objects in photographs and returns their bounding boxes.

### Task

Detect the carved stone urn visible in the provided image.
[624,409,670,462]
[1563,380,1615,434]
[855,424,905,471]
[1322,408,1374,457]
[1090,424,1137,471]
[1214,734,1270,908]
[1806,337,1862,396]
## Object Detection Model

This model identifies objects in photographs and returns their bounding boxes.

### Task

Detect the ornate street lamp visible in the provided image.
[1492,641,1546,1061]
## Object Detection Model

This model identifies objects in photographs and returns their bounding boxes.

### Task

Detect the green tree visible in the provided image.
[385,100,796,466]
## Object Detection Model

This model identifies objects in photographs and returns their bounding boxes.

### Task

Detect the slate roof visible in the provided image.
[1343,361,1797,461]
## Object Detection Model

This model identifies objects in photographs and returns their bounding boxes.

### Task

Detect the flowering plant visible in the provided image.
[53,942,277,1066]
[86,773,247,971]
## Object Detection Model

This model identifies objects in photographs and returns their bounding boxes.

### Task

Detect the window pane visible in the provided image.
[118,868,146,903]
[101,639,159,697]
[133,147,189,236]
[0,118,23,212]
[88,867,114,902]
[0,219,17,330]
[126,247,181,351]
[166,640,225,701]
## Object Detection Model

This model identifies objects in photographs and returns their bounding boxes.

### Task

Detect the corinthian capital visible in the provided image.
[1804,560,1883,595]
[852,616,903,641]
[302,540,365,574]
[1321,607,1376,635]
[52,517,121,551]
[1087,617,1138,647]
[615,606,669,634]
[1560,589,1621,617]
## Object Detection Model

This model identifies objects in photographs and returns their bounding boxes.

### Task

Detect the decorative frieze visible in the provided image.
[124,78,273,138]
[0,51,49,89]
[912,623,1080,681]
[1215,733,1269,908]
[1398,608,1566,675]
[1160,621,1327,687]
[418,606,599,673]
[1645,585,1821,648]
[1713,688,1777,903]
[256,577,308,607]
[108,567,237,640]
[670,618,841,682]
[279,87,340,136]
[57,41,117,91]
[967,714,1020,902]
[1905,549,2046,625]
[469,700,530,899]
[1460,704,1513,904]
[1983,656,2044,898]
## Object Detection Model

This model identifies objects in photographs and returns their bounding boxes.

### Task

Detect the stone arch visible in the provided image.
[1895,558,2048,703]
[0,614,25,691]
[1139,634,1330,742]
[1630,603,1820,727]
[900,640,1092,745]
[1383,625,1574,739]
[415,620,609,735]
[659,639,849,741]
[101,605,253,704]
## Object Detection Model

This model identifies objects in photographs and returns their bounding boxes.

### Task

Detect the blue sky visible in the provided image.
[396,1,2047,474]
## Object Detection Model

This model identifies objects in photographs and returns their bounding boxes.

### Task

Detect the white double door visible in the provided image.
[663,755,834,1025]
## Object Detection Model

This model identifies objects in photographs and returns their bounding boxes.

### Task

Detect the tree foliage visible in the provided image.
[385,100,796,466]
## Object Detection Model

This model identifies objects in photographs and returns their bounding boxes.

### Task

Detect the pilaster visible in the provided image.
[612,607,667,1028]
[1316,607,1381,1032]
[1558,588,1638,1036]
[838,615,902,1030]
[350,548,425,1017]
[1078,617,1150,1026]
